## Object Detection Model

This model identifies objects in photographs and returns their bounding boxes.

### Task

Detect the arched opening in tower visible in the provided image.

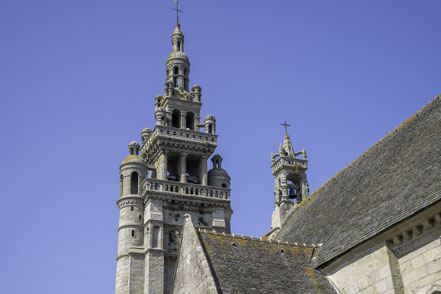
[186,155,201,184]
[130,172,139,194]
[286,175,301,202]
[172,109,181,128]
[120,174,123,196]
[186,112,195,131]
[166,153,179,181]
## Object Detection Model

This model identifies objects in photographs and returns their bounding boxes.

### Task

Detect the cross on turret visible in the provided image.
[281,120,291,135]
[172,0,183,24]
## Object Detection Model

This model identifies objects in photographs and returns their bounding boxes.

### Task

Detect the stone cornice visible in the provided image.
[117,224,144,232]
[117,196,143,209]
[320,200,441,273]
[144,192,230,208]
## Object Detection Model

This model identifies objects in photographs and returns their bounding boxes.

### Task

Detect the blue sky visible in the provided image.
[1,0,440,293]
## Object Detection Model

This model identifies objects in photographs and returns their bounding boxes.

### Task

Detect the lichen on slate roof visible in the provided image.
[198,229,337,294]
[277,94,441,267]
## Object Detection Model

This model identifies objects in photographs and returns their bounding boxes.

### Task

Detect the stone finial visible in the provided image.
[141,128,152,144]
[128,141,140,155]
[164,80,174,97]
[211,154,223,169]
[192,85,202,102]
[204,114,216,134]
[155,95,163,108]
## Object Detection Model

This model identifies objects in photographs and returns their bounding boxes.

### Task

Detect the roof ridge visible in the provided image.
[198,228,321,248]
[276,93,441,238]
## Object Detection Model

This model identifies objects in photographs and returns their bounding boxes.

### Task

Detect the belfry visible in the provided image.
[115,17,232,294]
[269,130,309,236]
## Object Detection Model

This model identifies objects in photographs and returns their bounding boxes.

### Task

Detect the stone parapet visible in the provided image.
[141,178,230,200]
[141,125,217,154]
[271,157,308,175]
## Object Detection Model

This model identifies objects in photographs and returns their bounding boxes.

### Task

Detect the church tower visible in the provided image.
[115,19,232,294]
[269,131,309,236]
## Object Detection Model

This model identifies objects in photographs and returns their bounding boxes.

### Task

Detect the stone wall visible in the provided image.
[326,227,441,294]
[398,228,441,294]
[129,254,145,294]
[328,243,397,294]
[116,256,129,294]
[145,250,164,294]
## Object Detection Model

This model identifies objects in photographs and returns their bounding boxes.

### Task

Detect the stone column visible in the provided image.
[159,227,164,249]
[178,67,184,89]
[195,115,201,131]
[180,113,186,130]
[160,152,168,180]
[301,175,310,200]
[200,156,208,186]
[179,154,187,183]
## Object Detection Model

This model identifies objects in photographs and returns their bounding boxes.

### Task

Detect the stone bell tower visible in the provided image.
[115,20,232,294]
[269,131,309,236]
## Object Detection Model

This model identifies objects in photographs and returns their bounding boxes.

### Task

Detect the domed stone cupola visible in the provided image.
[208,154,230,188]
[121,141,145,165]
[166,23,190,91]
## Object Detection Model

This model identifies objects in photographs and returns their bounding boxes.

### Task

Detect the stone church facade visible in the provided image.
[115,20,441,294]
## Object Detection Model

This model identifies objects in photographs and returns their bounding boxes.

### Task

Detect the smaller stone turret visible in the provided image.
[269,132,309,238]
[141,128,152,145]
[204,115,216,134]
[166,23,190,90]
[208,154,230,188]
[191,85,201,102]
[115,141,147,293]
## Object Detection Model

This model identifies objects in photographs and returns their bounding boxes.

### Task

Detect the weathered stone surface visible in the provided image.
[172,215,218,294]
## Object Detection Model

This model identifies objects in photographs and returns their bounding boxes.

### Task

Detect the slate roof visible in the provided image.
[277,95,441,266]
[198,229,337,294]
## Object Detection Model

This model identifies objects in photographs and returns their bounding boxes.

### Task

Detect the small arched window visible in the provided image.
[120,175,123,195]
[177,41,181,51]
[131,230,135,238]
[174,67,179,75]
[186,112,195,131]
[208,124,213,134]
[172,109,181,128]
[131,172,139,194]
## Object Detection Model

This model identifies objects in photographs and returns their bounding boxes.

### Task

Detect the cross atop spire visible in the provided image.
[281,121,291,135]
[173,0,183,24]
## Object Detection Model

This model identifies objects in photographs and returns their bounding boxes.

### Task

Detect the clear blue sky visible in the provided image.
[1,0,440,293]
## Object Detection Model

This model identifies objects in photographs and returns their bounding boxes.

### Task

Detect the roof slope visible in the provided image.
[277,95,441,266]
[198,229,337,294]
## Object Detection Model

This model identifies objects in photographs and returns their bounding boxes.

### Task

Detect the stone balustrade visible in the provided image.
[271,157,308,174]
[142,126,217,152]
[141,178,230,200]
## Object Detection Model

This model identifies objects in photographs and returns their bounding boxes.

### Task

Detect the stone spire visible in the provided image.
[282,134,295,158]
[166,23,190,90]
